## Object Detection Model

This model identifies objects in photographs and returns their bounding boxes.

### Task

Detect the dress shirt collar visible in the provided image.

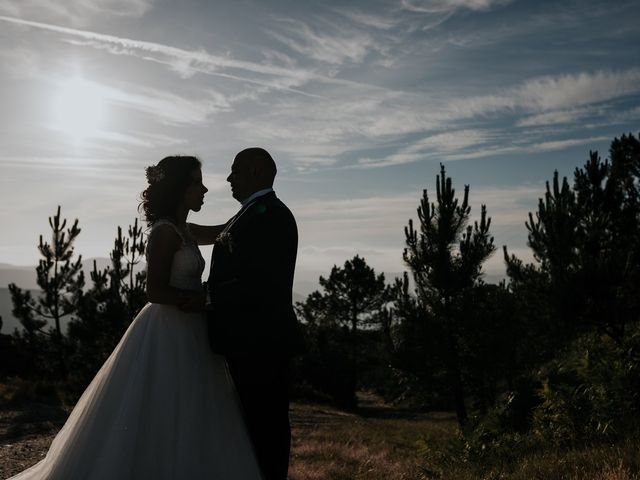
[240,188,274,208]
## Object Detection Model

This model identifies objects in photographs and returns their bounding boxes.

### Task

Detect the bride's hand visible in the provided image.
[187,222,227,245]
[179,289,207,312]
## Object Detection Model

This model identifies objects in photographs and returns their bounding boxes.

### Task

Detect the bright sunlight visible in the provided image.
[51,76,107,143]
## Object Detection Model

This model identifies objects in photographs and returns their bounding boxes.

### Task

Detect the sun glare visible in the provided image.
[52,77,107,143]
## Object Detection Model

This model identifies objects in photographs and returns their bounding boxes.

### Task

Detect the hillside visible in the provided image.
[0,288,24,334]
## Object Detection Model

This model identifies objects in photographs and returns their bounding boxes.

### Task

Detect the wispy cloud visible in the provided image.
[516,108,595,127]
[0,0,154,26]
[0,154,136,174]
[260,48,298,69]
[400,0,513,14]
[296,183,538,235]
[0,45,39,78]
[106,85,232,125]
[225,66,640,170]
[92,131,187,149]
[611,106,640,123]
[355,132,612,168]
[451,69,640,117]
[358,129,492,167]
[442,135,611,162]
[266,17,376,65]
[336,9,400,30]
[517,70,640,111]
[229,88,442,166]
[0,14,390,98]
[42,74,233,127]
[536,136,611,152]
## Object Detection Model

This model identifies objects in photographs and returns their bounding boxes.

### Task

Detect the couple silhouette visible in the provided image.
[9,148,304,480]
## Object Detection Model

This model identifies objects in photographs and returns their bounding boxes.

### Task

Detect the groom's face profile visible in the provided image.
[227,148,276,203]
[227,155,253,203]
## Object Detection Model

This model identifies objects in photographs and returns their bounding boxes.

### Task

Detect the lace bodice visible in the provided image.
[148,220,205,292]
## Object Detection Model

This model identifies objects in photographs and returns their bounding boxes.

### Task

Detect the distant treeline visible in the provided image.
[1,133,639,460]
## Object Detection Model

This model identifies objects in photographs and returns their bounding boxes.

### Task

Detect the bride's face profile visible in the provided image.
[182,167,208,212]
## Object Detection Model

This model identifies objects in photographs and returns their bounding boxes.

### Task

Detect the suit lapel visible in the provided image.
[227,191,275,233]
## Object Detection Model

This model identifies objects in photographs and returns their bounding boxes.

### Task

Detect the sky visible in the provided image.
[0,0,639,294]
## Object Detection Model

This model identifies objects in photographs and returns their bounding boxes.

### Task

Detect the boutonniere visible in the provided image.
[216,231,234,253]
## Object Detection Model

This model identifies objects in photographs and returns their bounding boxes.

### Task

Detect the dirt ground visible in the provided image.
[1,403,69,478]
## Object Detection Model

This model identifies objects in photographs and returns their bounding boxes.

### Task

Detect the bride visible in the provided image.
[9,156,264,479]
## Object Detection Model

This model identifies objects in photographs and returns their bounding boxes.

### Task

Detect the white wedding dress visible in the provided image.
[10,220,263,480]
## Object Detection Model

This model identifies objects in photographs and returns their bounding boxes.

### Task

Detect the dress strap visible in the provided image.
[150,219,186,243]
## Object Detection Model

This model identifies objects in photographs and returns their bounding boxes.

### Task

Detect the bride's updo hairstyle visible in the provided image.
[140,155,202,226]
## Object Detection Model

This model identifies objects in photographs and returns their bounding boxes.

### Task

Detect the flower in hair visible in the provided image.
[147,165,165,184]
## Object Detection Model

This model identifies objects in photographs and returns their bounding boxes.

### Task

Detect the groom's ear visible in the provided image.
[250,165,260,176]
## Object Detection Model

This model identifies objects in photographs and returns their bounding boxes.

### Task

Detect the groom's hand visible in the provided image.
[179,290,206,312]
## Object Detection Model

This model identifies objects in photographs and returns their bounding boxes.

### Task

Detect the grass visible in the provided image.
[289,393,640,480]
[456,440,640,480]
[2,386,639,479]
[289,398,452,479]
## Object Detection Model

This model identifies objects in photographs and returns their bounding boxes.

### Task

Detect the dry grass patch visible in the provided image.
[466,440,640,480]
[288,398,640,480]
[289,400,456,480]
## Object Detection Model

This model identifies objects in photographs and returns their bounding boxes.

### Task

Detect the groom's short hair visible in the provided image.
[238,147,277,181]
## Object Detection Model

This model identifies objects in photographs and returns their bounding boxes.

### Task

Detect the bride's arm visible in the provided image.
[146,225,204,307]
[187,222,227,245]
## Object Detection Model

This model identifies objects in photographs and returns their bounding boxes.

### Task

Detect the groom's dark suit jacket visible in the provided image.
[207,191,304,361]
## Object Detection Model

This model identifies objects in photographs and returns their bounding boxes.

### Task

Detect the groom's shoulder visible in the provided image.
[255,195,296,231]
[259,193,294,215]
[273,196,296,222]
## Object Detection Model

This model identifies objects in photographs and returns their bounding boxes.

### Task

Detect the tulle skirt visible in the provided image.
[9,303,263,480]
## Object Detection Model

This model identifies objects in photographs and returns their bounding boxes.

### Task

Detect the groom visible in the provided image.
[207,147,303,480]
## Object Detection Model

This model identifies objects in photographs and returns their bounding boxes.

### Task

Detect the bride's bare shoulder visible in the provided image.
[147,222,182,254]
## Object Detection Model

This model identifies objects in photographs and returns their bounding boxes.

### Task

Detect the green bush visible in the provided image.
[0,377,63,406]
[532,328,640,445]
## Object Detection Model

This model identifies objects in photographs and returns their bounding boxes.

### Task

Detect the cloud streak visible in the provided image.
[400,0,513,14]
[266,17,375,65]
[264,10,413,69]
[0,14,393,98]
[229,66,639,169]
[449,69,640,117]
[6,13,633,173]
[0,0,154,26]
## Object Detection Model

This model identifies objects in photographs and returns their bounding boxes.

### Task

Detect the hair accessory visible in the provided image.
[146,165,165,184]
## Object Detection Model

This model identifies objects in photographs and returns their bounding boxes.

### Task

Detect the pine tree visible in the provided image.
[387,273,445,402]
[502,133,640,442]
[111,219,147,319]
[68,219,147,385]
[318,255,388,332]
[505,133,640,344]
[402,164,494,427]
[296,255,389,408]
[9,206,84,378]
